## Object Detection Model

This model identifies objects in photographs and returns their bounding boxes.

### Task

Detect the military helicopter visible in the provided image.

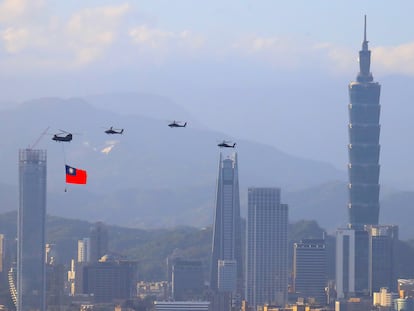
[104,126,124,134]
[52,130,73,142]
[168,121,187,128]
[217,140,236,148]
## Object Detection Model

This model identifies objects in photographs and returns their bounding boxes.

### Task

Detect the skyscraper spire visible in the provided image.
[357,15,373,82]
[363,14,367,50]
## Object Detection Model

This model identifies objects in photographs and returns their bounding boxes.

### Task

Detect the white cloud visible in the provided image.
[65,3,130,65]
[232,34,358,75]
[0,0,44,23]
[1,2,414,78]
[0,2,131,69]
[373,43,414,76]
[66,4,129,46]
[128,25,205,62]
[1,26,28,53]
[231,34,414,77]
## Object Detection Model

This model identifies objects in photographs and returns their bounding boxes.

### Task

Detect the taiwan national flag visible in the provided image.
[65,165,87,184]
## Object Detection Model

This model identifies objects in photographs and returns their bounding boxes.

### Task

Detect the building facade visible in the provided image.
[172,259,204,301]
[337,17,399,299]
[210,152,243,307]
[82,258,137,303]
[154,301,210,311]
[89,222,108,262]
[17,149,47,311]
[78,238,90,263]
[293,239,327,304]
[347,16,381,228]
[367,225,398,294]
[336,228,355,298]
[246,188,288,307]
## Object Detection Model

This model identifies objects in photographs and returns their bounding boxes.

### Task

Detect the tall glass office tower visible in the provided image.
[246,188,288,307]
[337,17,397,298]
[17,149,47,311]
[210,153,243,305]
[347,15,381,228]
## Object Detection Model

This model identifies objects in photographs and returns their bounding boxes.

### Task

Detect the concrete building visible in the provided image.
[336,225,398,298]
[78,238,90,263]
[372,287,398,308]
[17,149,47,311]
[89,222,108,263]
[293,239,327,304]
[246,187,288,307]
[336,229,356,298]
[172,259,204,301]
[367,225,398,294]
[82,256,137,303]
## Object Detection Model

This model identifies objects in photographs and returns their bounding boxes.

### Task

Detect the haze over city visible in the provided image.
[3,1,414,311]
[0,1,413,175]
[0,1,413,231]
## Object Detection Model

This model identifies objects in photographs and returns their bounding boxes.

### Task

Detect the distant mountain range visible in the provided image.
[0,94,412,238]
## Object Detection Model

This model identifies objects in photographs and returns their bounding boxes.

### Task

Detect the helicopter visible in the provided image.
[168,121,187,128]
[105,126,124,134]
[217,140,236,148]
[52,130,73,142]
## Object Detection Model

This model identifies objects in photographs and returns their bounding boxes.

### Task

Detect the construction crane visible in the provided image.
[28,126,50,149]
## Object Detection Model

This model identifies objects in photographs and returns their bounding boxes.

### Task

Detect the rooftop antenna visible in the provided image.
[362,14,369,51]
[364,14,367,42]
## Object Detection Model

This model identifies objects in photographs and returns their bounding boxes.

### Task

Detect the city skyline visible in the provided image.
[0,3,413,310]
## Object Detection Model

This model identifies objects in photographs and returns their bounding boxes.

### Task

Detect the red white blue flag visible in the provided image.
[65,165,87,184]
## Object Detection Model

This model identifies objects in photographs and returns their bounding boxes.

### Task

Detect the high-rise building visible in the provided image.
[293,239,327,304]
[89,222,108,262]
[17,149,47,311]
[171,259,204,301]
[336,224,398,298]
[210,152,243,308]
[347,15,381,228]
[336,228,355,298]
[367,225,398,294]
[82,256,137,303]
[78,238,90,263]
[246,188,288,307]
[337,17,399,299]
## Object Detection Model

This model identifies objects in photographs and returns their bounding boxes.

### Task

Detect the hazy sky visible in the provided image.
[0,0,413,94]
[1,0,414,183]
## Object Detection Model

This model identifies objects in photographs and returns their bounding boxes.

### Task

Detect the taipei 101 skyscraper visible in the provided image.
[336,17,397,299]
[347,15,381,228]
